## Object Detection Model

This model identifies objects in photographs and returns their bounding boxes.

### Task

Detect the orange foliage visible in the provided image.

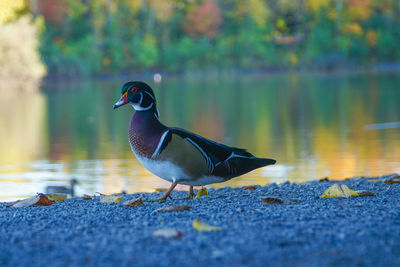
[366,30,378,47]
[184,0,222,38]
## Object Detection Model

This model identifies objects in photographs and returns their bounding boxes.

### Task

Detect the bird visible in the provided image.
[113,81,276,201]
[45,178,78,197]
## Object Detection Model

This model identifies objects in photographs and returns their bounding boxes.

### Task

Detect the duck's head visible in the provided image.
[113,81,159,117]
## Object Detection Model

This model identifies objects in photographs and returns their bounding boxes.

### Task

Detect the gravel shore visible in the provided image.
[1,175,399,267]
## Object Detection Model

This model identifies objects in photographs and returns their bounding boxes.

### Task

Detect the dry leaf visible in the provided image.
[83,194,93,200]
[244,186,257,190]
[154,205,191,212]
[7,195,40,208]
[261,196,298,204]
[356,190,375,197]
[122,198,143,207]
[46,193,67,202]
[7,194,54,208]
[193,219,219,232]
[195,188,209,199]
[98,193,122,203]
[261,197,284,204]
[35,194,54,206]
[320,184,359,198]
[366,179,384,183]
[385,179,400,184]
[153,229,183,239]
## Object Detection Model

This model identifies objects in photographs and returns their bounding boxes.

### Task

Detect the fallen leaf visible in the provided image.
[261,197,284,204]
[366,179,384,183]
[320,184,359,198]
[153,229,183,239]
[154,188,168,192]
[122,198,143,207]
[7,194,54,208]
[46,193,67,202]
[261,196,298,204]
[154,205,191,212]
[98,193,122,203]
[7,195,40,208]
[385,179,400,184]
[35,194,54,206]
[83,194,93,200]
[195,188,209,199]
[244,185,257,190]
[356,190,375,197]
[193,219,219,232]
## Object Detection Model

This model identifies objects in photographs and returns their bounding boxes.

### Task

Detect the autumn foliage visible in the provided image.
[184,0,222,39]
[2,0,400,76]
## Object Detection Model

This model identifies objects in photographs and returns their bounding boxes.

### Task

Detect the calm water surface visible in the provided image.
[1,72,399,201]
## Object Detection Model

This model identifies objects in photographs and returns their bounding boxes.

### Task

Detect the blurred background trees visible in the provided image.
[0,0,46,80]
[1,0,400,77]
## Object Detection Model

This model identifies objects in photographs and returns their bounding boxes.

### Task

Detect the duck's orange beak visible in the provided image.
[113,91,128,109]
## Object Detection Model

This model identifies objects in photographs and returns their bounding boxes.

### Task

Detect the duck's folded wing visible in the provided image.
[153,128,256,174]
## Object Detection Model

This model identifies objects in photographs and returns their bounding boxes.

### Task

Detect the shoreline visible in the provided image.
[40,62,400,83]
[1,174,399,266]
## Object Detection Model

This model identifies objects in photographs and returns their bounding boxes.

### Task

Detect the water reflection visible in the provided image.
[0,72,399,201]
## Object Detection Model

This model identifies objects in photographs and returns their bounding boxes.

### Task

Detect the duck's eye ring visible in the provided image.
[130,87,138,93]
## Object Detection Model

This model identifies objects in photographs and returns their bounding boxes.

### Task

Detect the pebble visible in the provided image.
[0,176,399,266]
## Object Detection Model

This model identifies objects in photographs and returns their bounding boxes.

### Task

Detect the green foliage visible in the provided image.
[131,34,159,70]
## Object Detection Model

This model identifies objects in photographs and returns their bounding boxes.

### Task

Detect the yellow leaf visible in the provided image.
[195,188,209,199]
[46,193,67,202]
[154,188,168,192]
[320,184,359,198]
[193,219,219,232]
[366,179,384,183]
[98,193,122,203]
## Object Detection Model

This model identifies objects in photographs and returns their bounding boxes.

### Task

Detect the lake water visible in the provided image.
[1,72,399,201]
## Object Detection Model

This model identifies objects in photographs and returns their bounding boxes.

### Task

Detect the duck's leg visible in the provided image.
[188,186,194,199]
[175,186,194,200]
[155,181,178,201]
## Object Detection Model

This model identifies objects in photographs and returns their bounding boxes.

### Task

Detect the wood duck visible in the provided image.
[113,81,276,201]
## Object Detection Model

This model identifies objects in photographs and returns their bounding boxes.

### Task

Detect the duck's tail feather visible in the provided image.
[212,156,276,178]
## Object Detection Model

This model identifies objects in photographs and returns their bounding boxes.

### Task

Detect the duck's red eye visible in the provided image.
[130,87,138,93]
